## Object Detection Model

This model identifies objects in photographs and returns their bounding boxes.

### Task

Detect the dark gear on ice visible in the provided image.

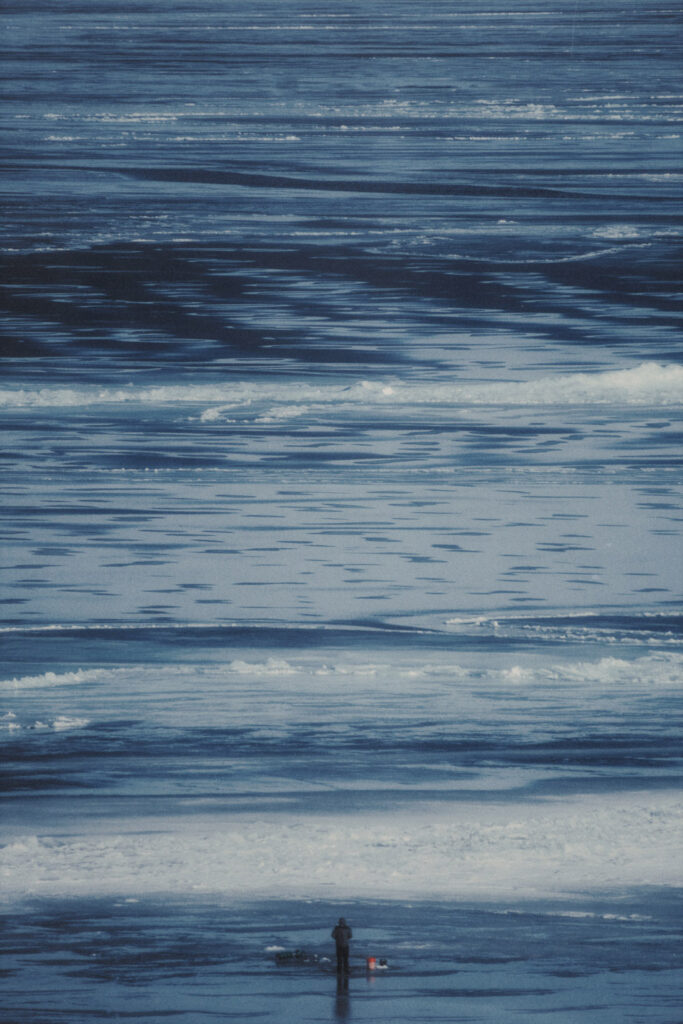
[332,918,352,974]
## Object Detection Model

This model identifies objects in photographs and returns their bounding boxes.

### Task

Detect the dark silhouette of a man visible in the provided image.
[331,917,352,974]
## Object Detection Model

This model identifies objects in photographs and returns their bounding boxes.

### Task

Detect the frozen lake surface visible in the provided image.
[1,1,681,1020]
[3,895,682,1024]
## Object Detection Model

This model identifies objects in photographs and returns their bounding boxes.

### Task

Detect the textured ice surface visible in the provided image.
[1,0,681,1020]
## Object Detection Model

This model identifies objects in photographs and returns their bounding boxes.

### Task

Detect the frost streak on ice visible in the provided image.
[1,712,90,733]
[0,669,106,689]
[0,363,681,412]
[1,793,680,902]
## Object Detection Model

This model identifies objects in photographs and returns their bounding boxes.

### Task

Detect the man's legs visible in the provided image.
[336,944,349,973]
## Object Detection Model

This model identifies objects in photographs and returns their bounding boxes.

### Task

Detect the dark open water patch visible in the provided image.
[0,622,538,670]
[4,720,682,796]
[2,609,681,646]
[1,239,681,369]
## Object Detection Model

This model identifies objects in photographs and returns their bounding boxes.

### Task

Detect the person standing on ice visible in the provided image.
[332,917,352,974]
